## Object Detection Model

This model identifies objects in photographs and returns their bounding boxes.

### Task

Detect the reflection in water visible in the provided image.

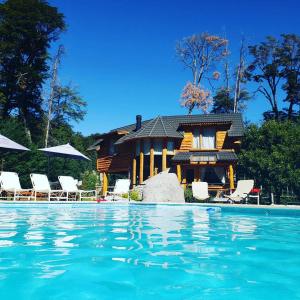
[0,204,300,300]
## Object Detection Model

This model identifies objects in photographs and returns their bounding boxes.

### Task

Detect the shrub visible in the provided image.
[81,170,99,190]
[184,188,194,203]
[129,189,142,201]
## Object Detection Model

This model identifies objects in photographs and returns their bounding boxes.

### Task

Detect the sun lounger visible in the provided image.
[192,182,210,201]
[0,171,33,201]
[224,180,254,203]
[30,173,67,201]
[58,175,97,201]
[106,179,130,201]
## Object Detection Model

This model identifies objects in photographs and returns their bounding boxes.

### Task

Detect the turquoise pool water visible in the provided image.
[0,204,299,300]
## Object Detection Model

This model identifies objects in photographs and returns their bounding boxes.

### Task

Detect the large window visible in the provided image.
[193,128,200,148]
[202,128,215,149]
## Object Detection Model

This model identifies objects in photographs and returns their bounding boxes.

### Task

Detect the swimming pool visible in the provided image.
[0,203,299,299]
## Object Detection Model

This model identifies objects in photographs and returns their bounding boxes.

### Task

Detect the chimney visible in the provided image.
[136,115,142,131]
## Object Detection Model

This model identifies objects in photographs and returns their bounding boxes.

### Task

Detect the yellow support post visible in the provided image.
[182,168,187,190]
[150,146,154,177]
[162,140,167,171]
[176,164,182,183]
[132,157,136,186]
[229,164,234,190]
[139,141,144,184]
[102,172,108,196]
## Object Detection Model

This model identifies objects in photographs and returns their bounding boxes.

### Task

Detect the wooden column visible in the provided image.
[149,141,154,177]
[162,139,167,171]
[182,168,187,189]
[229,164,234,190]
[102,172,108,196]
[132,157,137,186]
[176,164,182,183]
[139,141,144,184]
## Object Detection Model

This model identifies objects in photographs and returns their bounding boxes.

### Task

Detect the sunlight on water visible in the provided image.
[0,204,299,299]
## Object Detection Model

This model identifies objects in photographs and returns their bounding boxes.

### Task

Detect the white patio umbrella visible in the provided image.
[0,133,29,170]
[0,133,29,152]
[38,143,90,161]
[39,143,90,176]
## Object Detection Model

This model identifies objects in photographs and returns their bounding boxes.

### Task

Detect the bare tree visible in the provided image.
[176,33,228,114]
[44,45,64,147]
[234,38,246,113]
[180,82,212,114]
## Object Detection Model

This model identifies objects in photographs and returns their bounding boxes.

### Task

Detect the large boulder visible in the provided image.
[142,171,185,203]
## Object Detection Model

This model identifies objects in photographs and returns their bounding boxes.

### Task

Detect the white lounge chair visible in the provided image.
[30,173,67,201]
[224,180,254,203]
[106,179,131,201]
[0,171,33,201]
[192,182,210,201]
[58,175,97,201]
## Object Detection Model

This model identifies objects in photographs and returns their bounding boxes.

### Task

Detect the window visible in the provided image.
[202,128,215,149]
[167,140,174,154]
[193,128,200,148]
[135,140,141,156]
[153,139,163,154]
[144,139,151,155]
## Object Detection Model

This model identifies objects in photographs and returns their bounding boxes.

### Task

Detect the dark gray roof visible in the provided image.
[162,113,244,137]
[115,116,183,145]
[96,113,244,147]
[172,151,238,162]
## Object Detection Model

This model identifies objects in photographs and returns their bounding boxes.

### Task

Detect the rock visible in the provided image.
[142,171,185,203]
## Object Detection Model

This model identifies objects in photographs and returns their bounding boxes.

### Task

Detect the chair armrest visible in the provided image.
[79,190,96,193]
[50,189,65,193]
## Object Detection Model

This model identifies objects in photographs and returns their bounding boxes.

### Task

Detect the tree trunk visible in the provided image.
[44,45,64,147]
[20,108,32,144]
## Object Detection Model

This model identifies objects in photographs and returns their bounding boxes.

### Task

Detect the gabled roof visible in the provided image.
[90,113,244,148]
[115,116,183,145]
[162,113,244,137]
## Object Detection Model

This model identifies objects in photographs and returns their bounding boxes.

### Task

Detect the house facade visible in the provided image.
[89,113,244,195]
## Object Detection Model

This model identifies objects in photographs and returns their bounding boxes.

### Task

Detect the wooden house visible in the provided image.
[89,113,244,195]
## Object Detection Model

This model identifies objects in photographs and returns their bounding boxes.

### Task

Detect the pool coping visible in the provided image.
[0,200,300,211]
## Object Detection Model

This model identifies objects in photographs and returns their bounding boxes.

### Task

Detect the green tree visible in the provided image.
[279,34,300,120]
[247,34,300,121]
[211,87,250,113]
[52,85,87,126]
[0,0,65,142]
[247,37,283,121]
[238,120,300,202]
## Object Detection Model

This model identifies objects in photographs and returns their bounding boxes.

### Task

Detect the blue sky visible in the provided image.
[50,0,300,135]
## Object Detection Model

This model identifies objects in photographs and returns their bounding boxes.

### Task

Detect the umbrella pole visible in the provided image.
[47,156,50,176]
